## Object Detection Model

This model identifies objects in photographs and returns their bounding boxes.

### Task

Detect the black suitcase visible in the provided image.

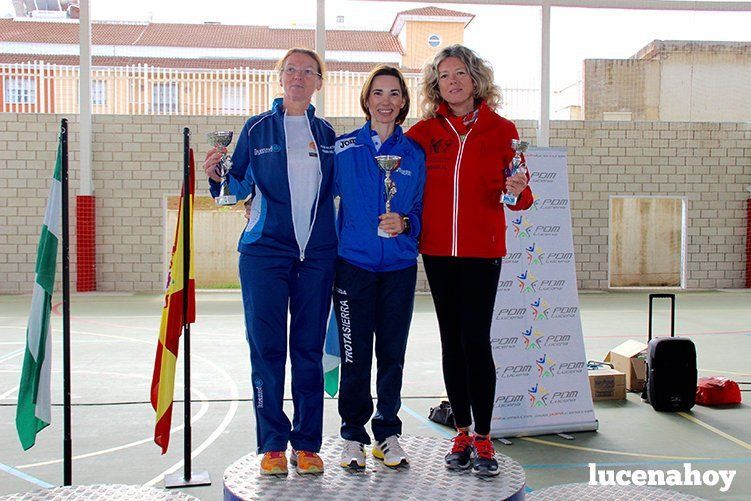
[643,294,697,412]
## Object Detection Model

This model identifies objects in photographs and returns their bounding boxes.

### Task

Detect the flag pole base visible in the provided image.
[164,470,211,488]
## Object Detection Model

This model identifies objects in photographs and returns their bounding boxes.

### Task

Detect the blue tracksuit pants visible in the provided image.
[239,252,335,454]
[333,258,417,444]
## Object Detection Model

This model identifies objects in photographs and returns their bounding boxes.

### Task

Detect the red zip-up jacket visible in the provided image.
[406,100,533,258]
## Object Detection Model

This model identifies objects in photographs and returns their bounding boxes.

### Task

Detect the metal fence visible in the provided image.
[1,61,541,119]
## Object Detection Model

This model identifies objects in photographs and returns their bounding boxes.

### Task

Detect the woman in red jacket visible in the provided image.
[407,44,532,477]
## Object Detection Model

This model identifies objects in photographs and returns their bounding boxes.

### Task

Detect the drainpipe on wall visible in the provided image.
[77,0,96,291]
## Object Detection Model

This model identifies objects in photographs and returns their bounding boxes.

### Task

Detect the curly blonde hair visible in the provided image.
[419,44,502,119]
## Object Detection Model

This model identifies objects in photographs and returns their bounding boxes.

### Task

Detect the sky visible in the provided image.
[3,0,751,117]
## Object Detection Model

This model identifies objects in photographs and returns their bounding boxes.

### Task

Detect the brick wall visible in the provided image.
[0,114,748,293]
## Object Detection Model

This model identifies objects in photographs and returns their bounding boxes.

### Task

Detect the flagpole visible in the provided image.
[60,119,72,486]
[164,127,210,488]
[182,128,192,481]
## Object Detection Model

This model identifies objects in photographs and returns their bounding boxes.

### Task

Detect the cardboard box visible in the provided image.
[604,340,648,392]
[588,368,627,401]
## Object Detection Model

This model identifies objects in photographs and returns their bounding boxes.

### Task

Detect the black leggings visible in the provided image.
[423,255,501,436]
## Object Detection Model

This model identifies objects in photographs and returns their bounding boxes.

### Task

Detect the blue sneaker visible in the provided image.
[444,431,473,470]
[472,434,500,477]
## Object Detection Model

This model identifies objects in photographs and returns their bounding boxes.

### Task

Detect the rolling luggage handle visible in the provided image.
[648,293,675,341]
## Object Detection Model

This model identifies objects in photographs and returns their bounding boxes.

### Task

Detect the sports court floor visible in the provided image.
[0,290,749,499]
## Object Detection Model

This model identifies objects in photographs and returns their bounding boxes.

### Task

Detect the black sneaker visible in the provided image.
[472,434,500,477]
[445,431,473,470]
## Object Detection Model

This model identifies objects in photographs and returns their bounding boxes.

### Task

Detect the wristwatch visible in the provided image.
[401,215,411,235]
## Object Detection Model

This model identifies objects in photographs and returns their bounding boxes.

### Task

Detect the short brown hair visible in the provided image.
[359,64,410,125]
[275,48,326,78]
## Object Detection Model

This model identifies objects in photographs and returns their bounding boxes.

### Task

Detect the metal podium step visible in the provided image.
[223,435,526,500]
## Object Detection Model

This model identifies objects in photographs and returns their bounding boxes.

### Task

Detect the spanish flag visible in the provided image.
[150,149,196,454]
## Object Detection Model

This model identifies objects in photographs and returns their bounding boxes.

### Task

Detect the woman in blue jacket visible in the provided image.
[203,48,337,476]
[333,65,425,470]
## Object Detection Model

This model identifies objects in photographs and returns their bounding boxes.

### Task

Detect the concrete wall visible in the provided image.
[659,52,751,122]
[0,113,749,294]
[584,52,751,121]
[584,59,660,120]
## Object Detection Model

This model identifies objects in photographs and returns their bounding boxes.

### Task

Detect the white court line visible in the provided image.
[0,462,54,489]
[68,318,244,338]
[144,352,240,486]
[0,349,24,363]
[18,385,210,469]
[698,368,751,376]
[62,329,241,485]
[0,385,18,400]
[13,368,205,467]
[4,328,237,481]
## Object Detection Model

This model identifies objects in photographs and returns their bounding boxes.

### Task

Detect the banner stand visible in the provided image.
[490,147,598,438]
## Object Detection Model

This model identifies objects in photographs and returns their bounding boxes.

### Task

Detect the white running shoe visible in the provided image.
[340,440,366,470]
[372,435,409,468]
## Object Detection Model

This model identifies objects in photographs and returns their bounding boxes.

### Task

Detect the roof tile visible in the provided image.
[395,6,474,18]
[0,19,403,53]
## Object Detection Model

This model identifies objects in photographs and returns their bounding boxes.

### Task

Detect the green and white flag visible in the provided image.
[16,140,62,450]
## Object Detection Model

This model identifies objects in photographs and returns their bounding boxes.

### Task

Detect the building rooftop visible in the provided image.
[389,5,475,36]
[396,6,475,18]
[0,18,403,53]
[632,39,751,60]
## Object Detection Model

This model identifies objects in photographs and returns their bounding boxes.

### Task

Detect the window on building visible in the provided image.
[152,82,179,113]
[4,76,37,104]
[92,79,106,106]
[221,84,248,115]
[35,0,63,11]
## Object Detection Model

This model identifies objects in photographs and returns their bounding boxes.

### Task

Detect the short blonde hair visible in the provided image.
[359,64,411,125]
[275,48,326,78]
[419,44,502,119]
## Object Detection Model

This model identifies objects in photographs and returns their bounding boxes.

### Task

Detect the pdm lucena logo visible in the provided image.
[511,215,533,239]
[521,326,544,350]
[536,353,556,378]
[528,383,550,407]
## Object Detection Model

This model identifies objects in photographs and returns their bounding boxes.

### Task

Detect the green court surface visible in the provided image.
[0,290,749,499]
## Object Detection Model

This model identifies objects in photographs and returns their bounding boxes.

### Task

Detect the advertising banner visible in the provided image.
[490,148,598,437]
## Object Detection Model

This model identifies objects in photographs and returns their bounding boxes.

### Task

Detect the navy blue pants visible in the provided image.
[239,252,335,454]
[334,259,417,444]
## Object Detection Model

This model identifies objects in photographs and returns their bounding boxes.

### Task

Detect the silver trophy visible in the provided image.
[375,155,401,238]
[207,131,236,206]
[501,138,529,205]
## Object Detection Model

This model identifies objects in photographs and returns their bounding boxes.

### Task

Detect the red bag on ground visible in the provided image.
[696,377,742,406]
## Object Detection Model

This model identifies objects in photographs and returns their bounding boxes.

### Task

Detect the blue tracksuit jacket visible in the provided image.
[210,97,338,261]
[334,122,425,272]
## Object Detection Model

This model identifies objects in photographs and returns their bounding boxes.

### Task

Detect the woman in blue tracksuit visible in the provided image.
[334,65,425,470]
[203,48,337,476]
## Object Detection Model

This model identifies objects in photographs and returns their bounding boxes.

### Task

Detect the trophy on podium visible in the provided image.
[207,131,236,206]
[375,155,401,238]
[501,139,529,205]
